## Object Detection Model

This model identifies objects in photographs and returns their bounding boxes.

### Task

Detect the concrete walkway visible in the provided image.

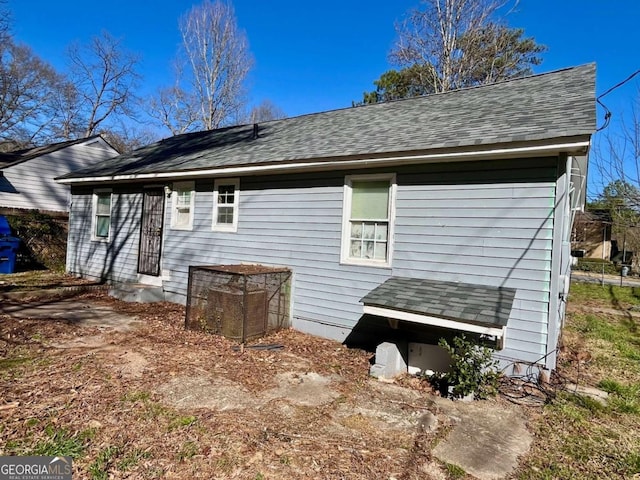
[0,297,140,331]
[433,396,531,480]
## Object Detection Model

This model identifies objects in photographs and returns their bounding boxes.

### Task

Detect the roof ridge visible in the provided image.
[259,63,597,122]
[154,64,595,142]
[347,63,596,108]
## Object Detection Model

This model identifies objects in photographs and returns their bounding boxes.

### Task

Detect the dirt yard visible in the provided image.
[1,289,468,479]
[3,275,638,479]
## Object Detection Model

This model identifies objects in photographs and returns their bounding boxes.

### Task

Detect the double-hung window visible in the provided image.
[213,178,239,232]
[341,174,395,266]
[171,181,195,230]
[92,189,112,241]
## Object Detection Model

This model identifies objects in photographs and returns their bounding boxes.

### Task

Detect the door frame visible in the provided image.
[137,185,167,286]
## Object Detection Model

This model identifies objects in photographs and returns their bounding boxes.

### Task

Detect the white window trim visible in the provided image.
[212,178,240,232]
[340,173,396,267]
[91,188,112,242]
[170,181,195,230]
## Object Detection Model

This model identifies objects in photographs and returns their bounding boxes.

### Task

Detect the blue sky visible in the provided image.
[9,0,638,118]
[7,0,640,194]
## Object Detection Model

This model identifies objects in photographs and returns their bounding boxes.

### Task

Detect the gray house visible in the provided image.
[58,64,595,374]
[0,136,119,213]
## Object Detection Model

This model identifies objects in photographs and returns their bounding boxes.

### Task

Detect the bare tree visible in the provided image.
[67,31,142,137]
[178,0,252,130]
[591,96,640,201]
[389,0,543,93]
[48,78,85,140]
[147,84,199,136]
[248,99,287,123]
[99,120,156,153]
[0,1,88,147]
[0,41,62,146]
[0,0,9,46]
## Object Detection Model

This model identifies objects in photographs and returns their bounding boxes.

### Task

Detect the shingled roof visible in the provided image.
[60,64,596,180]
[0,136,107,170]
[361,277,516,328]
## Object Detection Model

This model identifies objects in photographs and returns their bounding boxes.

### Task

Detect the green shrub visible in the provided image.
[429,335,500,400]
[574,258,618,275]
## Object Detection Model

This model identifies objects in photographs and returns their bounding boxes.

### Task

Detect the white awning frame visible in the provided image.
[363,305,507,349]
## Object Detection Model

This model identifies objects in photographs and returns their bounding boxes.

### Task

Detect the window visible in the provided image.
[213,179,239,232]
[171,181,195,230]
[341,174,395,266]
[92,189,112,241]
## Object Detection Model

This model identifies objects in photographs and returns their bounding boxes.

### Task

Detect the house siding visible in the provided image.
[0,142,117,212]
[67,186,142,283]
[67,156,559,367]
[391,161,556,364]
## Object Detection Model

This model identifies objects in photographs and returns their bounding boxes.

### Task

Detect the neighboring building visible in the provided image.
[0,136,119,214]
[58,64,596,374]
[571,210,612,260]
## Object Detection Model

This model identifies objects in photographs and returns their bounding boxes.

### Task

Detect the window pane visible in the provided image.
[350,240,362,258]
[350,222,362,238]
[363,223,375,240]
[96,194,110,214]
[175,210,190,227]
[218,184,235,205]
[363,240,374,259]
[375,223,388,240]
[95,216,109,237]
[177,190,191,208]
[348,221,389,261]
[218,192,234,205]
[351,181,389,220]
[217,206,234,224]
[374,242,387,260]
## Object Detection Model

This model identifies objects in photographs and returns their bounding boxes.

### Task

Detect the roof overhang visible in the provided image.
[361,277,516,350]
[57,136,591,185]
[362,305,507,349]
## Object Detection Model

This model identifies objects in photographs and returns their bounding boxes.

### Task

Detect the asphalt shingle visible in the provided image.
[60,64,595,180]
[361,277,516,328]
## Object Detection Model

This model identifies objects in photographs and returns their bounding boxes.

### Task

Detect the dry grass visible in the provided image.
[0,271,99,292]
[515,282,640,479]
[0,287,446,479]
[2,274,639,479]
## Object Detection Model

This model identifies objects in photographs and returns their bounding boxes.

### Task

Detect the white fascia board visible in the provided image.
[57,139,591,185]
[363,305,506,338]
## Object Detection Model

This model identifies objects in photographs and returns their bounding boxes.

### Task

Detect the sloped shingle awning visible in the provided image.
[360,277,516,349]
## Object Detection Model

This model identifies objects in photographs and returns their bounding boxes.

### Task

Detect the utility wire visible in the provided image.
[596,68,640,132]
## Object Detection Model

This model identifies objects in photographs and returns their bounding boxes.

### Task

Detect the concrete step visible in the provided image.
[109,283,165,303]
